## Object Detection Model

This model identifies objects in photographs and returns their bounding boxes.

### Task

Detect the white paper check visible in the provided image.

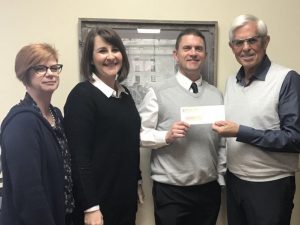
[180,105,225,124]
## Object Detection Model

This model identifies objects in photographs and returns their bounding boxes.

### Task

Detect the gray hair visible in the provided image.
[229,14,268,42]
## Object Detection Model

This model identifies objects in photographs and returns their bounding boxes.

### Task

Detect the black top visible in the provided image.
[64,81,141,217]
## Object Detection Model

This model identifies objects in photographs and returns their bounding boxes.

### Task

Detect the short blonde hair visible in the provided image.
[15,43,58,85]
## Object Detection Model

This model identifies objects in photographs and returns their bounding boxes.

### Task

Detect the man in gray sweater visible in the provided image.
[213,14,300,225]
[139,28,225,225]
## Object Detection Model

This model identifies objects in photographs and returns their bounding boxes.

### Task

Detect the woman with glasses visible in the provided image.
[64,27,144,225]
[0,43,74,225]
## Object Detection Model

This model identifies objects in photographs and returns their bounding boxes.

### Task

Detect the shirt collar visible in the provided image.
[176,71,202,91]
[236,55,271,86]
[91,73,128,98]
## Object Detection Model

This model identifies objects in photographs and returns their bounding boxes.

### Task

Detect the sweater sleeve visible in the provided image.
[1,113,56,225]
[64,84,99,210]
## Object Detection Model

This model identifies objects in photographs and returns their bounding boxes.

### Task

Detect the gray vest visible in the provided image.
[225,63,299,181]
[151,77,224,185]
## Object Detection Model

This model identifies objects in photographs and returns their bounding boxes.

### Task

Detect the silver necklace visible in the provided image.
[48,107,56,127]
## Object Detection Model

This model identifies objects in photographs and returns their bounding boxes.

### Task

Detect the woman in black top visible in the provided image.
[64,27,144,225]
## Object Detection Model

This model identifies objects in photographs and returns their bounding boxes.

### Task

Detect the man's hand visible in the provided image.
[166,121,190,144]
[212,120,239,137]
[84,210,103,225]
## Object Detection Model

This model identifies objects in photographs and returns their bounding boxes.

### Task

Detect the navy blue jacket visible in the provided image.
[0,102,65,225]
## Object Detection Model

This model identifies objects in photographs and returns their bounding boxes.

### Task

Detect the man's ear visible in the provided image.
[263,35,270,49]
[173,49,178,62]
[229,42,235,53]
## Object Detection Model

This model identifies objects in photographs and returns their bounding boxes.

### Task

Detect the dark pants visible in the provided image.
[152,180,221,225]
[226,170,295,225]
[72,206,136,225]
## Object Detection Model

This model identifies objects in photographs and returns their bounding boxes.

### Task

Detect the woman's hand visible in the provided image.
[84,210,104,225]
[138,182,145,204]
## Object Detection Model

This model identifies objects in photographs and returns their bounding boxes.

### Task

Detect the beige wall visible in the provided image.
[1,0,300,224]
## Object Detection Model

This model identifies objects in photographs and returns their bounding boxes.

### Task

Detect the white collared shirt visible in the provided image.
[91,73,128,98]
[176,71,202,93]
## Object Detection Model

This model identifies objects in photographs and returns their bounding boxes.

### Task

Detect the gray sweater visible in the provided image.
[151,77,224,186]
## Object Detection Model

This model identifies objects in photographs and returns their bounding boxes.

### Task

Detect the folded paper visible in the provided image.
[180,105,225,124]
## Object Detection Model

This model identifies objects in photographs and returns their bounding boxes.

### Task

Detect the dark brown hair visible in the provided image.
[80,27,129,82]
[175,28,207,52]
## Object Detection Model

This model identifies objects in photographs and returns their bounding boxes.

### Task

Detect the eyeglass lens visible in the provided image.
[32,64,63,75]
[232,36,261,47]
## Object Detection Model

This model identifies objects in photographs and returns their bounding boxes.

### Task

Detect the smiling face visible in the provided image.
[92,35,123,84]
[27,57,60,95]
[230,21,270,76]
[173,34,207,81]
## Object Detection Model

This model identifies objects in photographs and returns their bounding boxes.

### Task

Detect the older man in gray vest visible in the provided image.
[213,14,300,225]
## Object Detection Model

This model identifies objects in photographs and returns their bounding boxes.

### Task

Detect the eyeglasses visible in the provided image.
[231,36,262,48]
[30,64,63,76]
